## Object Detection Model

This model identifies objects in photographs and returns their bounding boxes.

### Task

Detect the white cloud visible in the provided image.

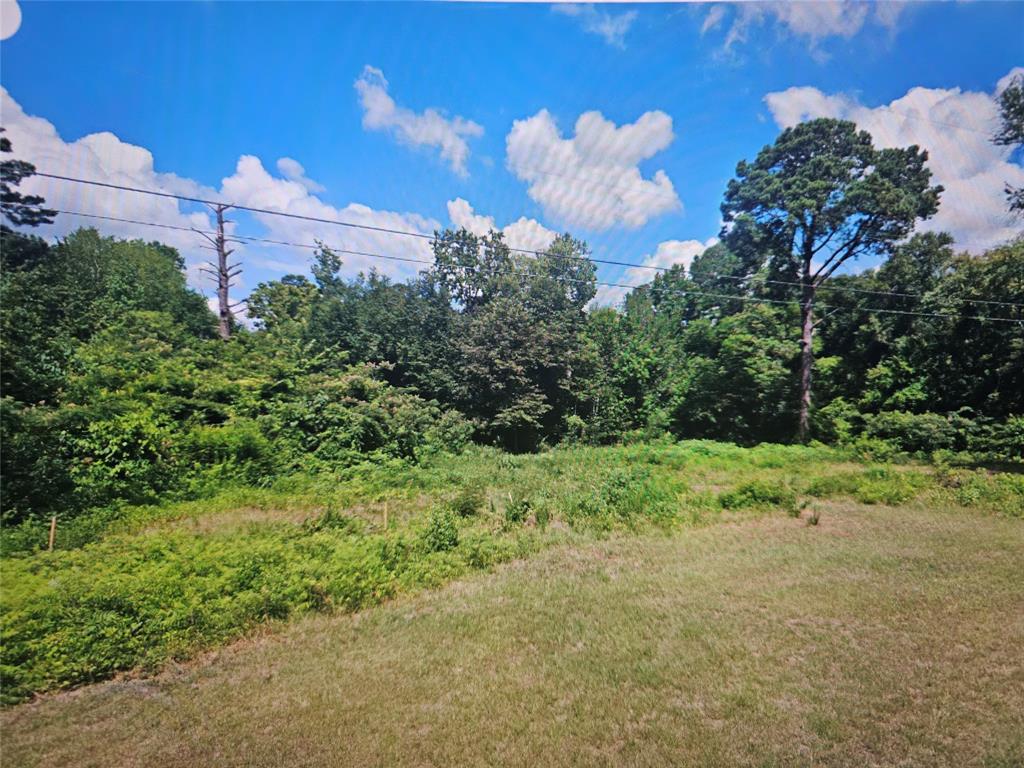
[593,237,717,308]
[447,197,495,237]
[764,68,1024,253]
[0,86,217,273]
[700,4,727,35]
[506,109,681,231]
[0,87,440,297]
[1,0,21,41]
[219,154,440,279]
[709,1,907,55]
[354,65,483,177]
[447,197,558,254]
[275,157,325,194]
[553,4,638,49]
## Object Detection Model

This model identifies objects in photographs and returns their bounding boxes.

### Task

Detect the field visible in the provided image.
[2,442,1023,767]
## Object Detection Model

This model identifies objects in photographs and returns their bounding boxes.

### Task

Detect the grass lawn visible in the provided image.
[3,491,1022,767]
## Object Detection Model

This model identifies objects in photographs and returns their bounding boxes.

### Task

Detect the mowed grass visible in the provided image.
[3,496,1023,767]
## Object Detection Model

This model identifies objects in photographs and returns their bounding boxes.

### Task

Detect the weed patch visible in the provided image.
[718,480,796,511]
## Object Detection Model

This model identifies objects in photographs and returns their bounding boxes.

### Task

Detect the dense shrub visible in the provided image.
[421,509,459,552]
[600,467,677,520]
[563,466,682,529]
[0,399,75,523]
[179,420,277,478]
[504,493,532,527]
[70,409,178,507]
[2,440,1020,704]
[718,480,796,511]
[854,469,924,505]
[2,351,471,524]
[863,411,960,454]
[449,486,485,517]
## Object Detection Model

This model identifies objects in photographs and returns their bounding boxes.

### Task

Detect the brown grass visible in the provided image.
[3,500,1022,767]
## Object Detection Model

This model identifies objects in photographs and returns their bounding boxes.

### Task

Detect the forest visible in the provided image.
[1,105,1023,723]
[4,1,1024,762]
[1,114,1022,530]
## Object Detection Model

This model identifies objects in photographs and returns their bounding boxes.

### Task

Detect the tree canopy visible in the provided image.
[0,120,1020,525]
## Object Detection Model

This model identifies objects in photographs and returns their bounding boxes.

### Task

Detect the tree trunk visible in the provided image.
[215,205,232,341]
[797,279,815,443]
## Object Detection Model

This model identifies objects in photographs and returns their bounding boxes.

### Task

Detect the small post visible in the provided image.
[383,502,389,531]
[47,515,57,551]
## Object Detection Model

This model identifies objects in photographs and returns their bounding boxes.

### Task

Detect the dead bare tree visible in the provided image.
[195,204,243,340]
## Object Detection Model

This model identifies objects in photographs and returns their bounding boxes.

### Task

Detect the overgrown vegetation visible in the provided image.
[4,489,1023,768]
[2,120,1022,530]
[2,441,1021,704]
[1,116,1021,711]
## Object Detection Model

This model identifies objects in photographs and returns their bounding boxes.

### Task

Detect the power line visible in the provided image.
[31,172,1024,310]
[20,206,1023,325]
[26,207,435,267]
[702,271,1024,310]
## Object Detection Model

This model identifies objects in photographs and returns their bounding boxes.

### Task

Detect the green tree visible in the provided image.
[721,118,942,441]
[994,73,1024,214]
[430,227,513,311]
[0,129,56,228]
[428,229,595,449]
[246,274,318,333]
[1,228,215,404]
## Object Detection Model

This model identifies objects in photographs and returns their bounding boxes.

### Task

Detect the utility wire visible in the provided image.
[702,271,1024,309]
[33,171,1024,310]
[18,206,1023,325]
[31,172,1024,310]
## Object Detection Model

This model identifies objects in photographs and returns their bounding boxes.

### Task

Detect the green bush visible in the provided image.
[805,472,864,498]
[943,469,1024,516]
[504,493,532,527]
[813,397,860,444]
[863,411,959,454]
[964,416,1024,462]
[0,529,397,703]
[421,509,459,552]
[179,420,278,485]
[449,486,485,517]
[718,480,796,511]
[0,398,76,524]
[847,436,900,463]
[855,478,917,505]
[70,409,178,506]
[600,467,677,521]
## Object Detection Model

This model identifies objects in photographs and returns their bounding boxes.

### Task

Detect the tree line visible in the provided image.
[1,110,1022,524]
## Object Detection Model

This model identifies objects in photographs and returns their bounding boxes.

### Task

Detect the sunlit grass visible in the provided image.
[1,440,1020,709]
[3,498,1021,767]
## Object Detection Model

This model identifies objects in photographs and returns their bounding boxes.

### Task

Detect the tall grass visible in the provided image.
[1,440,1020,703]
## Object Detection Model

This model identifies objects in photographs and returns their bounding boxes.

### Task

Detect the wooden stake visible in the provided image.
[47,515,56,551]
[383,502,389,531]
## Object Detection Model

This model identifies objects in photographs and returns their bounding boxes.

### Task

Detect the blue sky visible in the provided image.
[1,1,1022,307]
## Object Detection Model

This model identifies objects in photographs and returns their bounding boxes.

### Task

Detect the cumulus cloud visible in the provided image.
[0,87,440,296]
[506,109,681,231]
[0,86,217,266]
[593,237,717,308]
[553,4,638,49]
[354,65,483,177]
[275,157,325,194]
[705,1,907,55]
[764,67,1024,252]
[220,154,439,278]
[1,0,21,41]
[447,197,558,254]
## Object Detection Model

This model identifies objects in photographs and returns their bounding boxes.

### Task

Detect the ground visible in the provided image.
[3,495,1022,767]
